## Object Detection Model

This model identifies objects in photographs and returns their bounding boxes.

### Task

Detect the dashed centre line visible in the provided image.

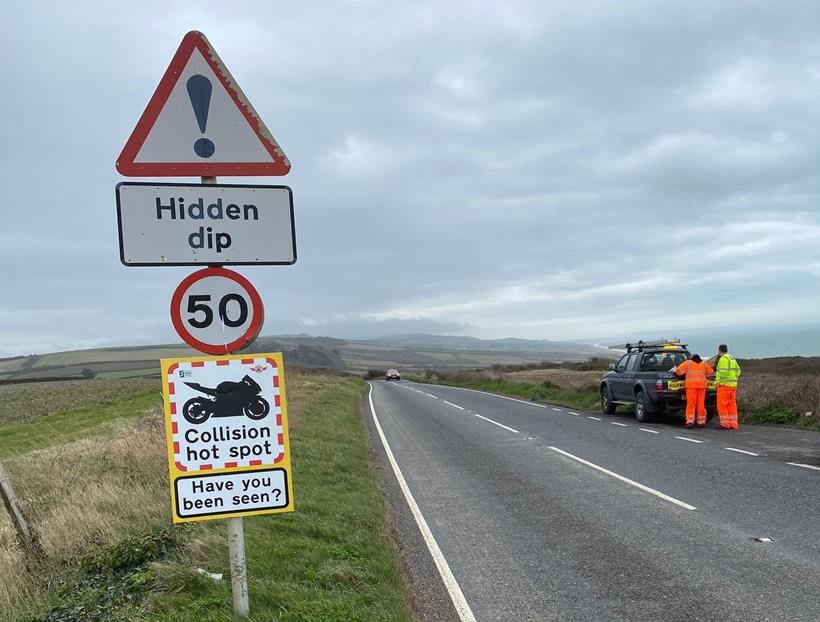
[397,383,515,434]
[675,436,703,444]
[552,407,563,412]
[441,400,465,410]
[430,385,548,409]
[588,416,602,421]
[786,462,820,472]
[610,422,629,427]
[568,411,581,416]
[640,428,660,434]
[725,447,759,457]
[548,446,697,510]
[473,413,519,434]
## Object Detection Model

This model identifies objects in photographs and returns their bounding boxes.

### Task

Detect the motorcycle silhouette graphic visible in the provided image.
[182,374,270,425]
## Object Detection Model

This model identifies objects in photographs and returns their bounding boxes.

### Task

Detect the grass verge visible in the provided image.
[2,374,415,622]
[410,375,600,410]
[145,375,414,621]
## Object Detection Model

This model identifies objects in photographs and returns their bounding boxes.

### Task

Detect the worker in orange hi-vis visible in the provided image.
[672,354,714,429]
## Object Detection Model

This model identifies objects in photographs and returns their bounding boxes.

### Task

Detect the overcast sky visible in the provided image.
[2,1,820,357]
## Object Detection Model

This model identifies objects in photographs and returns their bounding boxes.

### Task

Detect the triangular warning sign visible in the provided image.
[116,31,290,177]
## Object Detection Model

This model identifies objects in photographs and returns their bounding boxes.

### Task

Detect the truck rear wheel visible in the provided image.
[634,392,653,423]
[601,386,617,414]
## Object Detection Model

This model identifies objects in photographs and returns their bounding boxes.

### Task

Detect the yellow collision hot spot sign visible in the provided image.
[161,352,294,523]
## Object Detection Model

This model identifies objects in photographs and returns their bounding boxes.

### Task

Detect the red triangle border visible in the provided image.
[116,31,290,177]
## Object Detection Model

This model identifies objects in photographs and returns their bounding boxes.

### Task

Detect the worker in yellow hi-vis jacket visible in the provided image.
[715,344,741,430]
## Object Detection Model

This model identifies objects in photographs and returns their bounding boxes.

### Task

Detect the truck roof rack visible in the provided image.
[625,339,687,352]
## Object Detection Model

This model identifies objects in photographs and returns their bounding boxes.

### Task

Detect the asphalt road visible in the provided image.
[365,380,820,622]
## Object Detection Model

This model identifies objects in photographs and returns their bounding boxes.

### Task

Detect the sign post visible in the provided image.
[202,174,250,618]
[117,31,296,618]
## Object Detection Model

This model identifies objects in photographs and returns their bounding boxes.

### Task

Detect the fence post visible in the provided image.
[0,462,45,563]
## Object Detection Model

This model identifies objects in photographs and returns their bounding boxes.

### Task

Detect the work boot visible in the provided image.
[684,423,695,429]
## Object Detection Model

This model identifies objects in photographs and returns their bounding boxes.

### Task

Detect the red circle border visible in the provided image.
[170,267,264,355]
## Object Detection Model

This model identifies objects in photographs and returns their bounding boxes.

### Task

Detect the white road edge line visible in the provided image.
[587,416,602,421]
[786,462,820,472]
[568,411,581,416]
[725,447,760,457]
[367,384,478,622]
[473,413,519,434]
[548,446,697,511]
[427,384,548,408]
[675,436,703,444]
[610,422,629,427]
[442,400,465,411]
[552,407,563,412]
[639,428,660,434]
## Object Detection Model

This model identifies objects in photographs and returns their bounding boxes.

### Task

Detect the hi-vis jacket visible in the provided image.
[716,354,742,387]
[674,360,713,388]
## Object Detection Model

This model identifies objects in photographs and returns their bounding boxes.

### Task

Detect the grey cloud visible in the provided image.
[3,1,820,356]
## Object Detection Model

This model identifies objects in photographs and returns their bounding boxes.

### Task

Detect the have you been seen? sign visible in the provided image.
[161,353,294,523]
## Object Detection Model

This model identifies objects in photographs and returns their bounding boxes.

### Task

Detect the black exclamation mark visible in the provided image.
[187,74,215,158]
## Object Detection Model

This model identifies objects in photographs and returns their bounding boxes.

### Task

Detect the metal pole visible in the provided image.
[202,173,250,618]
[227,516,250,616]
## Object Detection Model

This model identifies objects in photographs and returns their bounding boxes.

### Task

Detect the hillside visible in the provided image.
[0,334,612,381]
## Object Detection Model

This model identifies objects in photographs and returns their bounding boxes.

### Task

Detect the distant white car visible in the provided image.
[385,369,401,381]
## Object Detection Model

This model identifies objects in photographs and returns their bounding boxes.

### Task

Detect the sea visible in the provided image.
[605,324,820,359]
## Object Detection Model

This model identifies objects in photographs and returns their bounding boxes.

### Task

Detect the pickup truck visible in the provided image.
[600,341,717,423]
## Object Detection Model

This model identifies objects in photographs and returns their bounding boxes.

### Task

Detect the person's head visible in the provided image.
[691,353,702,363]
[718,344,728,354]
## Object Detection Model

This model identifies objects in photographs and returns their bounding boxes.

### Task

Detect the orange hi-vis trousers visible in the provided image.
[717,386,739,429]
[685,388,707,425]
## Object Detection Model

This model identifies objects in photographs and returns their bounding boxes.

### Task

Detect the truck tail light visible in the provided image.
[656,379,663,391]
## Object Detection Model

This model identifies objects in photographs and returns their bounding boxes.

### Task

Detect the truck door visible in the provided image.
[612,353,638,400]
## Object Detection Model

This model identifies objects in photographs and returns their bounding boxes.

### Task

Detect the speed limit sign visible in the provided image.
[170,267,264,355]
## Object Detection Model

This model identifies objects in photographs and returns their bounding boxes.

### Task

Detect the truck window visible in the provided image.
[642,351,688,371]
[615,354,629,372]
[625,353,638,371]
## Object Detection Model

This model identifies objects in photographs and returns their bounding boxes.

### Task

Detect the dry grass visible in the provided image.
[507,369,602,391]
[0,411,169,615]
[0,370,308,619]
[425,367,602,391]
[737,372,820,426]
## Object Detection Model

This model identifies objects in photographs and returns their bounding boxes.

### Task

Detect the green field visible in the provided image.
[0,377,159,427]
[33,345,197,367]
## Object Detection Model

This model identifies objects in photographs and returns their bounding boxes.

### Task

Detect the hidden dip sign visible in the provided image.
[116,182,296,266]
[162,353,294,522]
